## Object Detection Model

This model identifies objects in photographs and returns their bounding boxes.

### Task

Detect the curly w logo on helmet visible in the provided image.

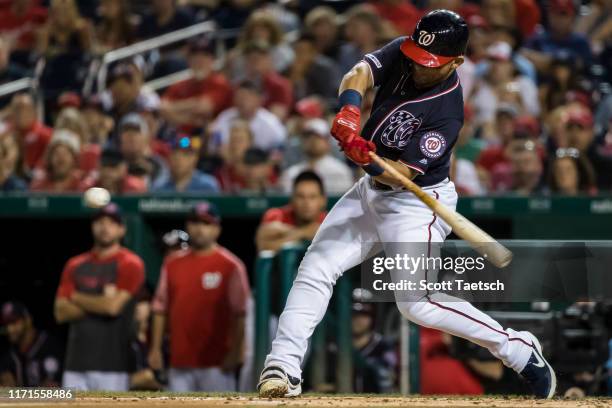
[418,31,436,47]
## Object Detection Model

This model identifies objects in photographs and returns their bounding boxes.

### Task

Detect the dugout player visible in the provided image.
[54,203,145,391]
[149,202,251,392]
[0,302,63,387]
[258,10,556,399]
[256,170,327,252]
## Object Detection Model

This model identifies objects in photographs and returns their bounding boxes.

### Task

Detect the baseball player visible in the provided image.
[258,10,556,399]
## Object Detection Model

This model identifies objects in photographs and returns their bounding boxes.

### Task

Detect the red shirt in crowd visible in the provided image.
[56,247,145,300]
[370,1,421,35]
[14,121,53,171]
[29,169,83,193]
[215,164,279,193]
[79,174,147,194]
[163,72,233,118]
[151,246,250,368]
[0,2,47,50]
[261,72,293,112]
[261,205,327,227]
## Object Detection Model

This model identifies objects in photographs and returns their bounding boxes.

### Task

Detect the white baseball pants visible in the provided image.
[265,176,535,379]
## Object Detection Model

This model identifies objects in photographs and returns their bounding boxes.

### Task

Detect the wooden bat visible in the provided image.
[369,152,513,268]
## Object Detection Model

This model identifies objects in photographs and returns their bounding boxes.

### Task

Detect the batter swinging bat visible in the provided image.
[369,152,513,268]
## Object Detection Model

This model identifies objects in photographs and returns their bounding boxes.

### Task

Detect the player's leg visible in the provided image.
[168,368,197,392]
[88,371,129,391]
[377,182,555,398]
[196,367,237,391]
[260,178,380,396]
[61,370,89,391]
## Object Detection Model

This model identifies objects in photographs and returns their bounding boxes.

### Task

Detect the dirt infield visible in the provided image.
[1,395,611,408]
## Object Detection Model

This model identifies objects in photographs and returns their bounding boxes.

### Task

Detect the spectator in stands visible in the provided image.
[0,134,26,191]
[256,170,326,252]
[491,140,543,194]
[30,129,83,193]
[243,41,293,120]
[36,0,93,99]
[228,10,294,79]
[215,120,252,193]
[304,6,341,60]
[0,37,29,106]
[152,135,219,193]
[118,113,169,187]
[82,96,114,146]
[79,149,147,195]
[3,93,52,174]
[0,0,47,59]
[95,0,135,53]
[54,203,145,391]
[161,37,233,131]
[280,118,353,196]
[150,202,250,391]
[137,0,195,40]
[211,80,286,153]
[337,5,383,74]
[564,108,612,190]
[539,54,583,114]
[241,148,278,194]
[547,148,597,195]
[54,107,100,175]
[522,0,592,74]
[472,42,539,127]
[369,0,420,36]
[0,301,63,387]
[476,104,519,171]
[288,33,341,107]
[105,63,145,125]
[575,0,612,53]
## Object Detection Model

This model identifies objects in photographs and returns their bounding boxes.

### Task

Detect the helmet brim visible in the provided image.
[400,38,457,68]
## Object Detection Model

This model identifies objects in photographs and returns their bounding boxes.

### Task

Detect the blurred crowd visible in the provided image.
[0,0,611,197]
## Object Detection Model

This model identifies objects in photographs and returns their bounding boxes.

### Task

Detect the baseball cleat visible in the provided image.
[257,365,302,398]
[519,333,557,399]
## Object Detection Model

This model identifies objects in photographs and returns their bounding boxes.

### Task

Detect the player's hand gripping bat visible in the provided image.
[369,151,513,268]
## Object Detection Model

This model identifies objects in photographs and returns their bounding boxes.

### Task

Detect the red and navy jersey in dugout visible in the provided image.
[362,37,464,187]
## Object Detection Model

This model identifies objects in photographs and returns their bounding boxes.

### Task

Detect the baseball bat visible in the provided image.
[369,152,513,268]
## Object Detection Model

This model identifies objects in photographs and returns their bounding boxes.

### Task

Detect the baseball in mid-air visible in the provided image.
[84,187,111,208]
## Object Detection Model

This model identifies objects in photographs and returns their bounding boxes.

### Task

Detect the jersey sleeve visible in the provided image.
[363,37,407,88]
[261,208,284,224]
[55,259,77,299]
[398,119,462,175]
[116,255,145,295]
[151,262,169,314]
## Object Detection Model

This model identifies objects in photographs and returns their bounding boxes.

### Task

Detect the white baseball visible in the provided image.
[84,187,111,208]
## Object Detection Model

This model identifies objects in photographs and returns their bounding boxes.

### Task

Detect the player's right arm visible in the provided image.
[54,259,86,323]
[148,263,169,371]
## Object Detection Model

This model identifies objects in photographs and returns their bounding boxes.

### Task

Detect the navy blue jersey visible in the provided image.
[362,37,464,187]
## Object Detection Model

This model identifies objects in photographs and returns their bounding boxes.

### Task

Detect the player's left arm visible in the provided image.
[222,261,250,372]
[72,258,145,317]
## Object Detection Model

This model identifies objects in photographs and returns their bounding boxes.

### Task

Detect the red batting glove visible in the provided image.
[342,137,376,166]
[331,105,360,144]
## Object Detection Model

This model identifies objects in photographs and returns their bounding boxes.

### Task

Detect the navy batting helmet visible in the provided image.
[401,9,469,68]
